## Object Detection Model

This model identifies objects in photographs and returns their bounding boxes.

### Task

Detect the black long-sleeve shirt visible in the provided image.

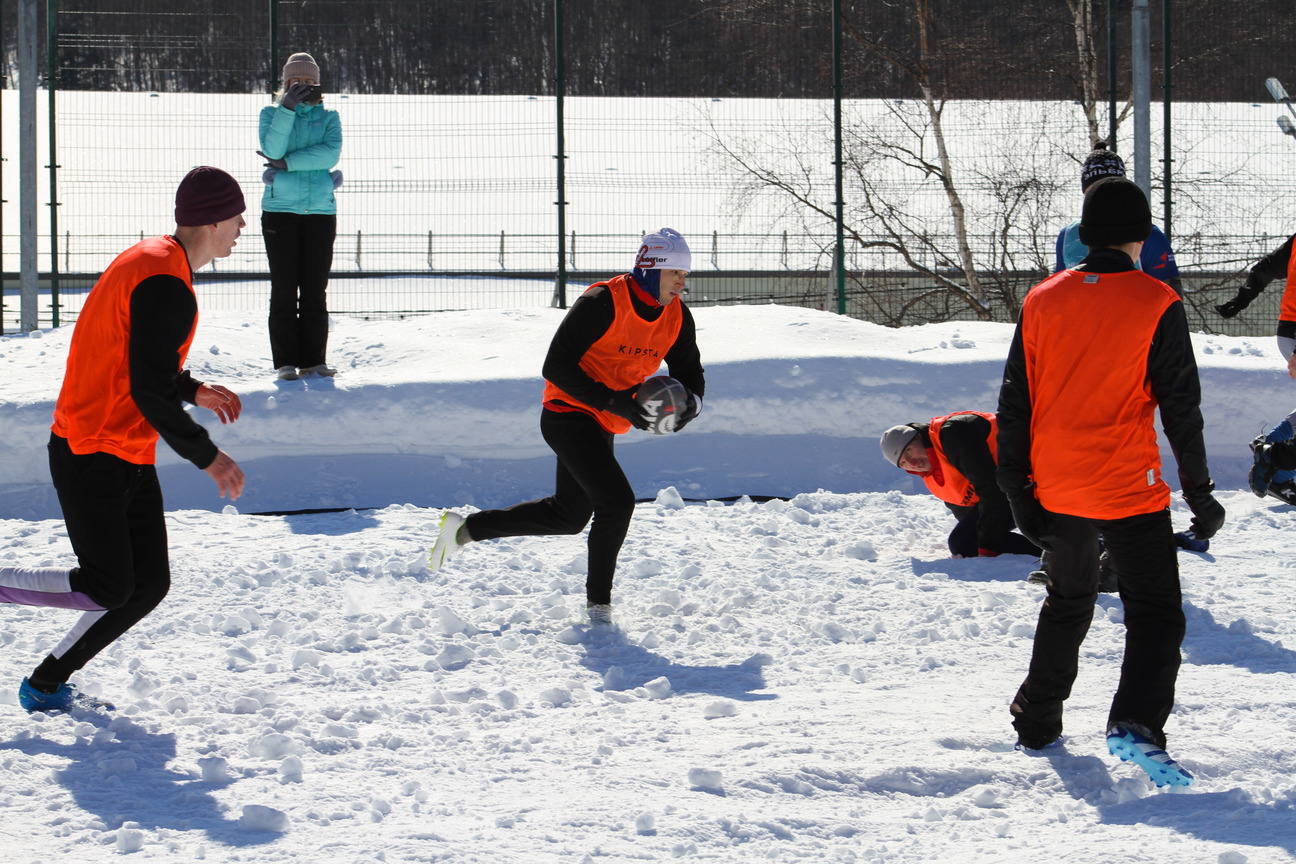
[997,248,1211,504]
[1245,233,1296,344]
[926,413,1015,550]
[1246,233,1295,292]
[128,274,216,468]
[542,280,705,413]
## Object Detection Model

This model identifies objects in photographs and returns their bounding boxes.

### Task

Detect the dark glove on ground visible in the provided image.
[1006,488,1055,552]
[607,388,650,431]
[1250,438,1278,497]
[1184,489,1225,540]
[1215,285,1260,318]
[257,150,288,171]
[280,81,313,111]
[674,392,700,431]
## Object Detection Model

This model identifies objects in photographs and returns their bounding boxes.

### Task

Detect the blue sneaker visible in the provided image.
[1174,530,1210,553]
[1106,725,1193,787]
[18,678,113,713]
[1015,735,1064,753]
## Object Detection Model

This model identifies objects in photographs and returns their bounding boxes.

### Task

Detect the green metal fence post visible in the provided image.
[269,0,279,95]
[46,0,58,327]
[832,0,845,315]
[553,0,568,309]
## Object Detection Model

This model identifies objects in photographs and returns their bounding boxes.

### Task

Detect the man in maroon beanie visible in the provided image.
[0,166,249,713]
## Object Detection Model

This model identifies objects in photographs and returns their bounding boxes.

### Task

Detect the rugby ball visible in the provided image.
[634,376,689,434]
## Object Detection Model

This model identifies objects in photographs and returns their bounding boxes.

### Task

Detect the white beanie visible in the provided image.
[282,52,320,83]
[634,228,691,273]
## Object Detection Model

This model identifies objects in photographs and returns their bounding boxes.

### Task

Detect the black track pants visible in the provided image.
[1010,508,1184,749]
[30,435,172,689]
[465,410,635,605]
[947,512,1040,558]
[262,211,337,369]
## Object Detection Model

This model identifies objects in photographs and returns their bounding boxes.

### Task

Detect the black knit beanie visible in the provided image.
[1080,141,1126,191]
[1078,177,1152,248]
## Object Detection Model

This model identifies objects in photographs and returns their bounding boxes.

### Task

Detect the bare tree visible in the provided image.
[703,0,1061,323]
[836,0,992,318]
[974,116,1073,319]
[1065,0,1102,146]
[697,0,1099,325]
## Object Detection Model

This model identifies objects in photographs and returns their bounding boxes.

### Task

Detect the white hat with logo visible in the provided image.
[634,228,691,274]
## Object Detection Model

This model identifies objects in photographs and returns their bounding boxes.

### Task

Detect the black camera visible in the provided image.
[305,85,323,102]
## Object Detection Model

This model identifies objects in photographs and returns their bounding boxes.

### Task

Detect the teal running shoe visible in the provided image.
[18,677,114,713]
[1107,725,1193,787]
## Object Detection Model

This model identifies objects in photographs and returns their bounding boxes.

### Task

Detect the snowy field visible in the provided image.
[0,300,1294,862]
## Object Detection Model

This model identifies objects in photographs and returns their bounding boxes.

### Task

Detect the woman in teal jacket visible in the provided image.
[258,51,342,380]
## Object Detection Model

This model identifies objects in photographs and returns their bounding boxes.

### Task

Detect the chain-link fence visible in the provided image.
[2,0,1295,332]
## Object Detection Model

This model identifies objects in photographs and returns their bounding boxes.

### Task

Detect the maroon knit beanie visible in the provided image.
[175,167,246,227]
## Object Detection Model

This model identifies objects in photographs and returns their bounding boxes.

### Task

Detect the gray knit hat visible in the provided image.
[879,424,921,467]
[282,52,320,83]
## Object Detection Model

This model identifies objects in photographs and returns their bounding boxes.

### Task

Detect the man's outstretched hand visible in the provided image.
[196,384,242,424]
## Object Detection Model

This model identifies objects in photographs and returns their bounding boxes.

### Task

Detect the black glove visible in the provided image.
[1004,483,1055,552]
[1215,284,1261,318]
[606,388,650,431]
[280,81,313,111]
[257,150,288,171]
[1183,483,1225,540]
[1187,495,1225,540]
[1250,437,1278,497]
[674,391,700,432]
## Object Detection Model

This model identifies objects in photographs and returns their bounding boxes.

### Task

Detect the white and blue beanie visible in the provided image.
[632,228,691,301]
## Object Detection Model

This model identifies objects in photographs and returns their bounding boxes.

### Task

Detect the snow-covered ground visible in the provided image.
[1,300,1295,863]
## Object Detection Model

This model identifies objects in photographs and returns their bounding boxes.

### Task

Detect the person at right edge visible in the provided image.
[996,176,1224,787]
[1214,231,1296,503]
[259,51,342,381]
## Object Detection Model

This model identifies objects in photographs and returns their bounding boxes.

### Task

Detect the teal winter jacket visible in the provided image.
[258,99,342,215]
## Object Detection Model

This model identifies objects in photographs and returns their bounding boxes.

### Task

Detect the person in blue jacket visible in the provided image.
[1054,142,1182,296]
[258,51,343,381]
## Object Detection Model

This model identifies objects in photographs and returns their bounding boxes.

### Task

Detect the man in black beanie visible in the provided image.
[1075,174,1154,247]
[1055,142,1182,295]
[996,176,1223,786]
[0,167,248,713]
